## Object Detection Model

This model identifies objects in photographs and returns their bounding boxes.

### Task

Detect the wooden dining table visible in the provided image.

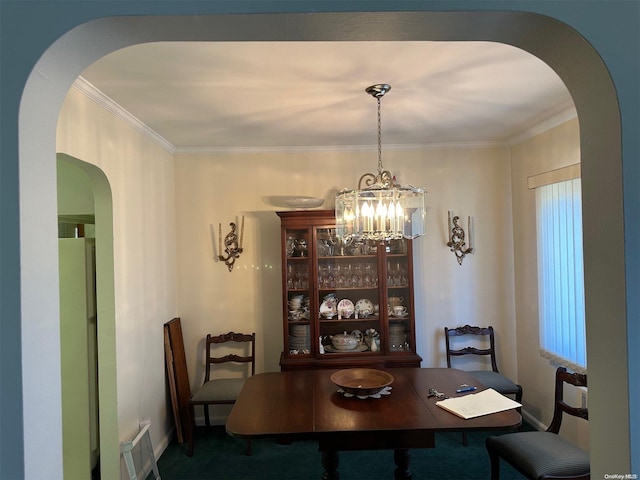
[226,367,521,479]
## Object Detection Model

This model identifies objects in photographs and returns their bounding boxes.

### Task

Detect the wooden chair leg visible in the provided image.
[486,440,500,479]
[461,432,468,446]
[515,387,524,431]
[204,405,210,426]
[187,404,195,457]
[246,438,252,456]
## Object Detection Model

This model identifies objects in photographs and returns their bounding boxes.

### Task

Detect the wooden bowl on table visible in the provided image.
[330,368,394,396]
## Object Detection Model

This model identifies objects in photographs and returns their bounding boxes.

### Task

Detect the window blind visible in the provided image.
[535,177,586,374]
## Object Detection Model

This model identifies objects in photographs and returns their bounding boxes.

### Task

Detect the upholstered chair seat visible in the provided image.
[486,431,589,479]
[190,378,245,403]
[469,370,521,396]
[486,367,589,480]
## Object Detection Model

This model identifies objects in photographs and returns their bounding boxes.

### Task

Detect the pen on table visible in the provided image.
[456,385,477,393]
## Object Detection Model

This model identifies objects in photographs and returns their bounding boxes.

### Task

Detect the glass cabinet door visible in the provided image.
[384,239,415,353]
[316,229,382,355]
[278,209,421,369]
[283,228,312,356]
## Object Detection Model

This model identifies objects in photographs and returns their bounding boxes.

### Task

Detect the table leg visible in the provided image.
[321,449,339,480]
[394,448,412,479]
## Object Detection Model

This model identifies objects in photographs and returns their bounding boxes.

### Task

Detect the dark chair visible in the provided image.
[486,367,589,479]
[188,332,255,456]
[444,325,523,445]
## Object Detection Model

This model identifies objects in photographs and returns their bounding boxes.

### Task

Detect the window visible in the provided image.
[533,171,586,374]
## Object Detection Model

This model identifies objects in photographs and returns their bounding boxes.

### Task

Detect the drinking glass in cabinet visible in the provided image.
[317,229,337,257]
[387,261,408,286]
[286,233,309,257]
[318,264,335,288]
[287,263,309,289]
[318,261,377,288]
[364,263,378,287]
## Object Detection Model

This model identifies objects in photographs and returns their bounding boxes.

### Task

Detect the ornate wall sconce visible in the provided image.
[218,216,244,272]
[447,211,473,265]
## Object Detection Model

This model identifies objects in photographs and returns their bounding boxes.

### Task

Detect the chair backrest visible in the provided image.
[547,366,588,434]
[444,325,500,372]
[204,331,255,382]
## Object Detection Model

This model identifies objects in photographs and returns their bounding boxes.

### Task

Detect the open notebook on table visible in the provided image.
[436,388,521,420]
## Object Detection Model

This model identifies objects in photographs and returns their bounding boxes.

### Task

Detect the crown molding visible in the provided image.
[74,76,575,155]
[173,140,505,155]
[72,76,176,153]
[506,106,577,146]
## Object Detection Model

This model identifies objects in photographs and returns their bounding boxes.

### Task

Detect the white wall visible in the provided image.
[174,144,518,399]
[56,86,178,476]
[511,118,588,447]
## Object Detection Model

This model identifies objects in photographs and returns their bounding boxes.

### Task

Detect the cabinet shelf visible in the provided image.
[319,287,378,292]
[322,351,377,356]
[318,255,376,260]
[319,317,380,323]
[277,209,421,371]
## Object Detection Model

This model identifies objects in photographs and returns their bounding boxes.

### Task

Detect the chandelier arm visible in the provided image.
[380,170,393,188]
[358,172,378,190]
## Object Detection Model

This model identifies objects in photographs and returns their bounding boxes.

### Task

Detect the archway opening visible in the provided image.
[18,11,627,479]
[57,153,117,479]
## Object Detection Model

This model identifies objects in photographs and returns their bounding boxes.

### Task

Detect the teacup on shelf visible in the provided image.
[388,296,404,307]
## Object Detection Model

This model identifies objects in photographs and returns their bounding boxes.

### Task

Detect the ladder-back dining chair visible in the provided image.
[188,331,255,457]
[444,325,523,445]
[486,367,589,479]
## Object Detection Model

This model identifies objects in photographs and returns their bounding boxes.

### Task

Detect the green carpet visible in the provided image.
[148,424,530,480]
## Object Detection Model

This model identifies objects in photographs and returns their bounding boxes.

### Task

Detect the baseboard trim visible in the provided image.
[521,408,547,431]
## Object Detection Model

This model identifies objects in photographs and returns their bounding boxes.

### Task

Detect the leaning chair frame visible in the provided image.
[188,331,255,457]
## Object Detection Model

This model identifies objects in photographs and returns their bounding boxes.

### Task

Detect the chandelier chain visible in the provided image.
[377,96,383,176]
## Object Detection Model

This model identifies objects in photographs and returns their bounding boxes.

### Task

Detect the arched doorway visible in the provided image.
[18,10,627,479]
[57,153,116,479]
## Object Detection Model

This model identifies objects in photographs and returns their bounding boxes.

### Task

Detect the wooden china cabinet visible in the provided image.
[277,210,422,371]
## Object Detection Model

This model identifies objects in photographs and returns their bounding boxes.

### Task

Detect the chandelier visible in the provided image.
[335,84,426,241]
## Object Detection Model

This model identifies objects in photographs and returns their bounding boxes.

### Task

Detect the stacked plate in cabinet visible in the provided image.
[289,323,310,353]
[389,323,407,351]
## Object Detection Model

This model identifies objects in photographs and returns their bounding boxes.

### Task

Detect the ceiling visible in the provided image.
[79,41,575,151]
